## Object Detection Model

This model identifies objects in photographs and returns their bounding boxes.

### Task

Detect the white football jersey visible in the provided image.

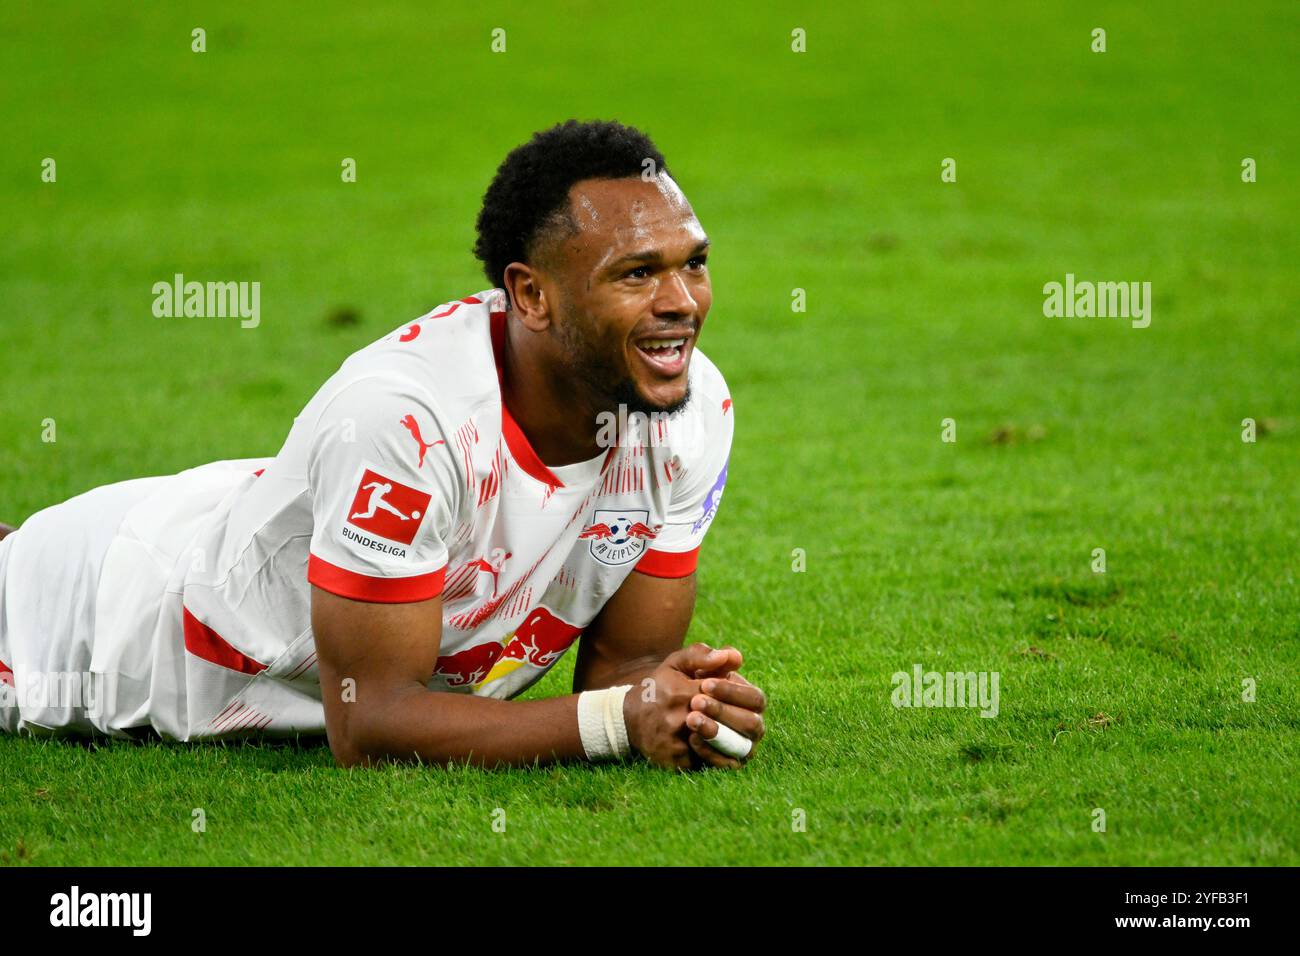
[74,288,733,739]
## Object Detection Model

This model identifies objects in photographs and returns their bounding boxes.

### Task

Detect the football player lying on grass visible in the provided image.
[0,118,766,771]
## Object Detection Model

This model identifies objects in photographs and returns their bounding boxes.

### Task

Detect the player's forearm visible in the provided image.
[336,685,589,769]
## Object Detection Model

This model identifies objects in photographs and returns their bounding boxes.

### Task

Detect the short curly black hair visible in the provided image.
[473,119,672,297]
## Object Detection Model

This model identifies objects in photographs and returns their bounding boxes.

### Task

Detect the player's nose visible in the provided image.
[651,271,699,319]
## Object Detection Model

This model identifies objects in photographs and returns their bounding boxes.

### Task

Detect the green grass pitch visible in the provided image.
[1,1,1297,865]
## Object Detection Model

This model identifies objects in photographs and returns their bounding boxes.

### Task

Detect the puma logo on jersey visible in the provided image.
[400,413,444,468]
[466,547,512,597]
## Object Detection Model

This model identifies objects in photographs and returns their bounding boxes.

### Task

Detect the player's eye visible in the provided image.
[687,256,708,271]
[624,266,651,280]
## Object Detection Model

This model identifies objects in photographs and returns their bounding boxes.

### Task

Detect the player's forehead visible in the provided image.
[565,174,704,255]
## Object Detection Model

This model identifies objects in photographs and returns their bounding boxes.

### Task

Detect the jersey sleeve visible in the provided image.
[634,387,734,579]
[305,374,462,603]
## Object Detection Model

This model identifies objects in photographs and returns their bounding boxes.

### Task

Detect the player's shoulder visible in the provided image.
[319,288,505,425]
[372,287,503,357]
[682,344,734,429]
[685,344,732,410]
[656,344,733,466]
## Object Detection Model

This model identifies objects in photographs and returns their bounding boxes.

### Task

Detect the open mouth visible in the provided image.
[634,335,690,376]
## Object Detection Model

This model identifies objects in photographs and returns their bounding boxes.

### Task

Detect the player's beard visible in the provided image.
[553,304,692,420]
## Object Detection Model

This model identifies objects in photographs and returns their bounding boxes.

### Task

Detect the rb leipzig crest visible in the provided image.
[579,510,658,566]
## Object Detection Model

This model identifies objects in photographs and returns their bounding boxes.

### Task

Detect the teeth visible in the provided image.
[641,338,686,350]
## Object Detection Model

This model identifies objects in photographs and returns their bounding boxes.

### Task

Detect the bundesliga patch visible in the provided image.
[579,510,658,566]
[344,467,431,551]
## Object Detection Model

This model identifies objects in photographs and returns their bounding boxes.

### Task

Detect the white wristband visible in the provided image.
[577,685,633,761]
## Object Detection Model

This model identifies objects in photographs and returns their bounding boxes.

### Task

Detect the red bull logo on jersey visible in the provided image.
[579,509,658,566]
[433,640,503,687]
[501,606,583,667]
[344,467,431,549]
[433,606,582,687]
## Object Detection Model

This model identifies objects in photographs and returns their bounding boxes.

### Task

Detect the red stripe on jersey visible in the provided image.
[634,546,700,579]
[0,657,13,687]
[183,608,268,675]
[233,707,268,732]
[212,702,246,732]
[208,700,241,730]
[285,652,317,681]
[478,446,503,507]
[308,554,446,603]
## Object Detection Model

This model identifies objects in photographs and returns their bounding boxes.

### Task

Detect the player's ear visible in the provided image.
[502,262,551,332]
